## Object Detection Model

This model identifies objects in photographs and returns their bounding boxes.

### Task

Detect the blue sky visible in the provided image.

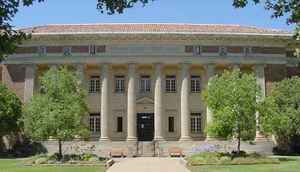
[12,0,295,31]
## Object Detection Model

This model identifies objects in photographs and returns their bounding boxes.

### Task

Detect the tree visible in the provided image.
[259,76,300,153]
[0,83,22,137]
[0,0,153,61]
[20,67,90,159]
[202,69,262,153]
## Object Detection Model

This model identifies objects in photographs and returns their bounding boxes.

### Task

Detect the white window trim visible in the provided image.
[191,76,201,93]
[194,46,201,56]
[191,113,202,133]
[115,76,125,93]
[166,76,177,93]
[89,75,101,93]
[89,114,100,133]
[140,76,151,93]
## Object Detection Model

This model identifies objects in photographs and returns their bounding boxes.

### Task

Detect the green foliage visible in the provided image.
[202,69,261,151]
[259,76,300,152]
[0,83,22,136]
[21,67,90,156]
[97,0,153,14]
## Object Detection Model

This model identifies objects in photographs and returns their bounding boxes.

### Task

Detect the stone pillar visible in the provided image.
[254,65,266,140]
[100,63,110,141]
[180,63,192,141]
[75,64,85,88]
[205,64,215,141]
[24,64,36,102]
[127,63,137,141]
[154,63,164,141]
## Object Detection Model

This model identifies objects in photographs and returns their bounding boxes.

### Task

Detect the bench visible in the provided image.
[109,148,125,158]
[168,147,184,157]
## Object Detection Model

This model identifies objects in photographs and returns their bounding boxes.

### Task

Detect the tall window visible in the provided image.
[115,76,125,93]
[191,113,202,133]
[168,116,175,132]
[39,46,46,56]
[63,46,72,56]
[89,75,100,93]
[195,46,201,56]
[89,45,96,56]
[245,47,252,56]
[166,75,176,93]
[219,47,227,56]
[140,75,151,93]
[117,117,123,132]
[89,113,100,133]
[191,76,201,93]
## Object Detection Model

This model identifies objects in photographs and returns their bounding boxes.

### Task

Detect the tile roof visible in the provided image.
[21,23,291,35]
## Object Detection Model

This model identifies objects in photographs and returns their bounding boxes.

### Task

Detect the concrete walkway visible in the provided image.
[107,157,190,172]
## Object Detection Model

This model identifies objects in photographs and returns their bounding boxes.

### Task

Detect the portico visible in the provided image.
[2,23,296,156]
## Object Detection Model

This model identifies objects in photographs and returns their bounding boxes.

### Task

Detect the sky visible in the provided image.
[12,0,296,31]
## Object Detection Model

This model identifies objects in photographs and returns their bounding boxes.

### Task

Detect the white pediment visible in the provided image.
[136,96,154,104]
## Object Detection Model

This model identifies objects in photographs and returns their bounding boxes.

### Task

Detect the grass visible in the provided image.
[189,157,300,172]
[0,159,106,172]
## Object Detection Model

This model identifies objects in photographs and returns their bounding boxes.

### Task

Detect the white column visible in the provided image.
[205,64,215,141]
[180,63,192,141]
[154,63,164,141]
[127,63,137,141]
[76,64,85,88]
[24,64,36,102]
[100,63,110,141]
[254,65,266,140]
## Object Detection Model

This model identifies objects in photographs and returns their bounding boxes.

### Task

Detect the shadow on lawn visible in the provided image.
[278,158,298,162]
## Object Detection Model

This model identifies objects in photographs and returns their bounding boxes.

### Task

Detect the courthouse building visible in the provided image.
[1,24,299,156]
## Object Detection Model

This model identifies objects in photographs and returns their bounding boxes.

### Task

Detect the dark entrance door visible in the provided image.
[137,113,154,141]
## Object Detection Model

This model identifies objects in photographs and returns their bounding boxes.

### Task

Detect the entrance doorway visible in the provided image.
[137,113,154,141]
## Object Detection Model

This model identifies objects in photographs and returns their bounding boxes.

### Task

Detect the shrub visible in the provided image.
[35,157,48,164]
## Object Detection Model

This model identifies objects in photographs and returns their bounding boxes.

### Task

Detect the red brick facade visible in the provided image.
[97,45,106,53]
[2,65,25,102]
[71,46,89,53]
[46,46,63,53]
[227,46,244,53]
[202,46,219,53]
[15,46,38,54]
[185,46,194,53]
[252,47,285,54]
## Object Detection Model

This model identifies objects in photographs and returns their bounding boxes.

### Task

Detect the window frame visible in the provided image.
[191,75,201,93]
[140,75,151,93]
[89,113,100,133]
[219,46,227,56]
[63,46,72,56]
[244,47,252,57]
[191,113,202,133]
[89,45,96,56]
[89,75,101,93]
[166,75,177,93]
[39,46,46,56]
[115,75,125,93]
[194,46,201,56]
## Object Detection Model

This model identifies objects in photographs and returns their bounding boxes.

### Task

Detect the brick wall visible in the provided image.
[15,46,38,54]
[2,65,25,101]
[46,46,63,53]
[265,64,287,95]
[202,46,219,53]
[287,67,300,77]
[227,46,244,53]
[72,46,89,53]
[252,47,285,54]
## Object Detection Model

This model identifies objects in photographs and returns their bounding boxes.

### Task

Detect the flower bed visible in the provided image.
[21,153,108,166]
[187,152,280,166]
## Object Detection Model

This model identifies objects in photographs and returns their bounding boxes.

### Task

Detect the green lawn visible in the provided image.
[0,159,106,172]
[189,157,300,172]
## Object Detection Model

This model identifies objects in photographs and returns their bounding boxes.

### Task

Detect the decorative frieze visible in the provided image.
[15,46,38,54]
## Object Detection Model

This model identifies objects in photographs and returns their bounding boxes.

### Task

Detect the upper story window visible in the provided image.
[219,46,227,56]
[191,76,201,93]
[245,47,252,56]
[191,113,202,133]
[63,46,72,56]
[39,46,46,56]
[89,45,96,56]
[89,75,100,93]
[166,75,176,93]
[195,46,201,56]
[89,113,100,133]
[140,75,151,93]
[115,76,125,93]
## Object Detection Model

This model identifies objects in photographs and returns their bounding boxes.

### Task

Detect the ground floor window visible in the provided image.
[89,113,100,133]
[191,113,202,133]
[117,117,123,132]
[168,116,175,132]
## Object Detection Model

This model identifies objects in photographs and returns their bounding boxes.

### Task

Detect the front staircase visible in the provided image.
[137,141,155,157]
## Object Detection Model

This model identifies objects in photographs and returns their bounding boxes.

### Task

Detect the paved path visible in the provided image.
[107,157,190,172]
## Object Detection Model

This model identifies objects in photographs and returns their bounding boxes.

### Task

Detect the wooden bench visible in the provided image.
[109,148,125,158]
[168,147,184,157]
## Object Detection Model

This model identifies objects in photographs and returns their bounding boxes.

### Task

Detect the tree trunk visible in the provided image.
[58,140,62,160]
[237,127,241,153]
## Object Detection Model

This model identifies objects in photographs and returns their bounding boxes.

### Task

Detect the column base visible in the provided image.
[154,137,165,141]
[126,137,138,142]
[99,137,110,142]
[179,136,192,141]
